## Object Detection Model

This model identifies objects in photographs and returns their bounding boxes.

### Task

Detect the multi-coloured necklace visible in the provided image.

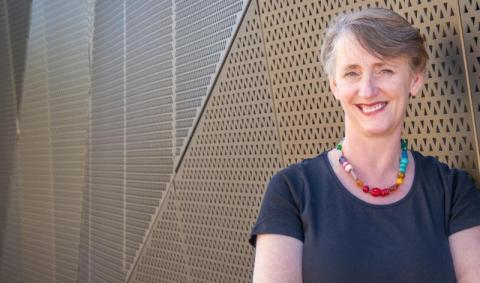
[336,139,409,197]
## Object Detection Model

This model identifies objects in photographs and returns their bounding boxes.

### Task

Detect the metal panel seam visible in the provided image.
[255,0,286,167]
[454,0,480,178]
[174,0,253,173]
[125,175,177,283]
[123,0,127,275]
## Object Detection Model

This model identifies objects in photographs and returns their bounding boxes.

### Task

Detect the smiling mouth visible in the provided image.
[357,102,387,114]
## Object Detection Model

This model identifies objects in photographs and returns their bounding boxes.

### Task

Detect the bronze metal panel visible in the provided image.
[258,0,479,179]
[459,0,480,180]
[125,0,175,275]
[385,0,479,179]
[130,0,283,281]
[174,0,246,160]
[129,188,188,282]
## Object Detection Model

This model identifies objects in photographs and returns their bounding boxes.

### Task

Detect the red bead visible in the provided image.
[381,189,390,196]
[362,185,370,193]
[370,188,381,197]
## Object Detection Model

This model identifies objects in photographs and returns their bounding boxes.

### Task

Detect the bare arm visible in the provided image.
[252,234,303,283]
[449,226,480,283]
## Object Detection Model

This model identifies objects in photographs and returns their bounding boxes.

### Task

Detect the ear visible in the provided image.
[329,76,339,100]
[409,70,424,97]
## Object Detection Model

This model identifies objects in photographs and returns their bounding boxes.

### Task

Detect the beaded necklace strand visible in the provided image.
[336,139,409,197]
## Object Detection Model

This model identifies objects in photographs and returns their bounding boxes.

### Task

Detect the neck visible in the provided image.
[341,130,403,186]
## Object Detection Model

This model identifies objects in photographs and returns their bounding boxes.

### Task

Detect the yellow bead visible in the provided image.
[356,180,364,187]
[395,177,403,185]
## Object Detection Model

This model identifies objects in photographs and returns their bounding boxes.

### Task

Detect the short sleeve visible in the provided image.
[448,170,480,235]
[249,171,304,247]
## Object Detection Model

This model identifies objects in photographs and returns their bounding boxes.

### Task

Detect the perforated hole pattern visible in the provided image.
[1,0,479,282]
[132,0,479,282]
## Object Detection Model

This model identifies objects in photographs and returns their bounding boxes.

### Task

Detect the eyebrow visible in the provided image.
[341,62,393,71]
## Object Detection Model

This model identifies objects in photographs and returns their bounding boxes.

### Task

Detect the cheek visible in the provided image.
[334,84,356,100]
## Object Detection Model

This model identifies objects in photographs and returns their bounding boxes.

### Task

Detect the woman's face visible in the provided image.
[329,33,424,138]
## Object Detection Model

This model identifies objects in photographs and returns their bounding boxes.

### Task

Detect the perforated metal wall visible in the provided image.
[258,0,480,180]
[125,0,175,275]
[130,0,480,282]
[460,0,480,169]
[15,1,55,282]
[45,1,92,282]
[387,0,478,178]
[174,0,246,159]
[1,0,480,282]
[129,1,283,281]
[84,1,126,282]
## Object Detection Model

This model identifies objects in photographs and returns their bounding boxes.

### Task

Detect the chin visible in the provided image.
[361,125,401,137]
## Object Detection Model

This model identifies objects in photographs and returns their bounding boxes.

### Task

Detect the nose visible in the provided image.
[358,74,378,98]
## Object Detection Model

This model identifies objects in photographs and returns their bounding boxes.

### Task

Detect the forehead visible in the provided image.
[334,33,407,69]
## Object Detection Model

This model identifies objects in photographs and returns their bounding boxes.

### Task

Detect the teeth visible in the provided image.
[361,103,385,113]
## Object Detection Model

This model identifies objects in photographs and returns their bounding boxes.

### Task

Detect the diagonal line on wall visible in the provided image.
[255,0,286,167]
[174,0,253,173]
[127,1,255,278]
[455,0,480,181]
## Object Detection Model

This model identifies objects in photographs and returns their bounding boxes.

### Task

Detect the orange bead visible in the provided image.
[356,180,364,187]
[395,177,403,185]
[397,172,405,178]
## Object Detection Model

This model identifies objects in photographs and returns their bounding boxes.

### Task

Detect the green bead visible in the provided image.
[400,139,408,150]
[336,143,342,151]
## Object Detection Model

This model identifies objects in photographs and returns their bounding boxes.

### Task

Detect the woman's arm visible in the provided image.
[449,226,480,283]
[252,234,303,283]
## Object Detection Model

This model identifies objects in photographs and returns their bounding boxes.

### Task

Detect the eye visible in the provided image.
[379,69,393,75]
[344,71,359,78]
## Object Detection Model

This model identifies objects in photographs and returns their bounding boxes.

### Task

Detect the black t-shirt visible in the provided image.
[250,151,480,283]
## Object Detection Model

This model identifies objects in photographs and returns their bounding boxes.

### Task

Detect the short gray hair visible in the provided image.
[320,8,428,77]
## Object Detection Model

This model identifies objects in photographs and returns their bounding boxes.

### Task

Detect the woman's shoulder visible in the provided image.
[412,150,477,189]
[275,152,329,179]
[270,152,330,194]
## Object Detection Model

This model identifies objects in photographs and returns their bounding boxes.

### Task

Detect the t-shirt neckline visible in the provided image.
[321,150,420,208]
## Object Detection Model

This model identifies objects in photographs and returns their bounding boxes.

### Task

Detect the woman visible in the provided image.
[249,8,480,283]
